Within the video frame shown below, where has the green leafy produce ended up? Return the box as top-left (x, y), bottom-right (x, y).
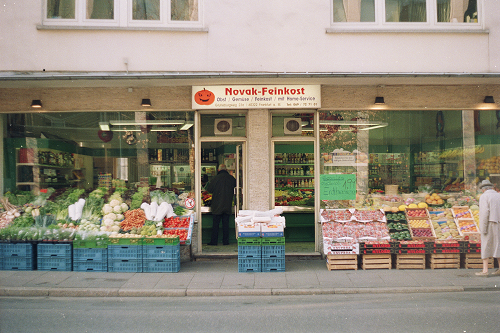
top-left (11, 214), bottom-right (35, 228)
top-left (174, 205), bottom-right (187, 216)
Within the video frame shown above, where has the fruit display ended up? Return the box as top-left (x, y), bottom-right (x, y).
top-left (408, 219), bottom-right (431, 228)
top-left (321, 209), bottom-right (352, 222)
top-left (430, 210), bottom-right (460, 239)
top-left (451, 207), bottom-right (473, 219)
top-left (390, 230), bottom-right (412, 240)
top-left (456, 219), bottom-right (478, 234)
top-left (411, 228), bottom-right (434, 238)
top-left (471, 208), bottom-right (480, 231)
top-left (425, 193), bottom-right (444, 206)
top-left (477, 156), bottom-right (500, 175)
top-left (405, 208), bottom-right (428, 218)
top-left (386, 212), bottom-right (406, 221)
top-left (321, 221), bottom-right (390, 241)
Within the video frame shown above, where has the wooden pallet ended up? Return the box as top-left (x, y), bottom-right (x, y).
top-left (428, 253), bottom-right (460, 269)
top-left (362, 254), bottom-right (392, 270)
top-left (326, 254), bottom-right (358, 271)
top-left (463, 253), bottom-right (494, 269)
top-left (396, 253), bottom-right (426, 269)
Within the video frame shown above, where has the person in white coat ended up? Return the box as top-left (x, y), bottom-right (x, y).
top-left (476, 179), bottom-right (500, 276)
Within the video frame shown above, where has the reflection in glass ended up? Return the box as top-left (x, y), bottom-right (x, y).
top-left (47, 0), bottom-right (75, 19)
top-left (171, 0), bottom-right (198, 21)
top-left (133, 0), bottom-right (160, 20)
top-left (437, 0), bottom-right (478, 23)
top-left (385, 0), bottom-right (426, 22)
top-left (333, 0), bottom-right (375, 22)
top-left (87, 0), bottom-right (114, 20)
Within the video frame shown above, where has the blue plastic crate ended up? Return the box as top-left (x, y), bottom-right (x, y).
top-left (37, 243), bottom-right (72, 258)
top-left (73, 248), bottom-right (107, 261)
top-left (238, 258), bottom-right (261, 272)
top-left (37, 257), bottom-right (72, 271)
top-left (238, 246), bottom-right (262, 259)
top-left (2, 256), bottom-right (36, 270)
top-left (108, 245), bottom-right (142, 260)
top-left (262, 258), bottom-right (285, 272)
top-left (73, 259), bottom-right (107, 272)
top-left (143, 258), bottom-right (180, 273)
top-left (262, 245), bottom-right (285, 259)
top-left (143, 244), bottom-right (180, 260)
top-left (3, 243), bottom-right (34, 258)
top-left (107, 259), bottom-right (142, 272)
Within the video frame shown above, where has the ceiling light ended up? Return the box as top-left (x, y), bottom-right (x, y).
top-left (109, 120), bottom-right (184, 126)
top-left (99, 122), bottom-right (110, 131)
top-left (179, 122), bottom-right (194, 130)
top-left (31, 100), bottom-right (42, 108)
top-left (141, 99), bottom-right (151, 107)
top-left (484, 96), bottom-right (495, 103)
top-left (374, 97), bottom-right (385, 105)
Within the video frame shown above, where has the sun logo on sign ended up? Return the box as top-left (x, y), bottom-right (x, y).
top-left (194, 88), bottom-right (215, 105)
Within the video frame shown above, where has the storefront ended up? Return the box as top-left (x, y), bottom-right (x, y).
top-left (1, 78), bottom-right (499, 257)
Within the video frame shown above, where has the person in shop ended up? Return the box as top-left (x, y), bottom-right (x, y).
top-left (476, 179), bottom-right (500, 276)
top-left (205, 164), bottom-right (236, 246)
top-left (201, 174), bottom-right (209, 190)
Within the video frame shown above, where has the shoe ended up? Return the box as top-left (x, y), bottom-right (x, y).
top-left (206, 243), bottom-right (217, 246)
top-left (490, 269), bottom-right (500, 276)
top-left (475, 271), bottom-right (489, 277)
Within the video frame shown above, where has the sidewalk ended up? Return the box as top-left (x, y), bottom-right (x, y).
top-left (1, 258), bottom-right (499, 297)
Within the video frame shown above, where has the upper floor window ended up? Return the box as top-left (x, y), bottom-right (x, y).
top-left (331, 0), bottom-right (481, 30)
top-left (44, 0), bottom-right (202, 29)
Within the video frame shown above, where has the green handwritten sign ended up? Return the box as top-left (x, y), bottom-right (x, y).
top-left (320, 174), bottom-right (356, 200)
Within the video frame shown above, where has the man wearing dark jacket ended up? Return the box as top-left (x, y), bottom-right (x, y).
top-left (205, 164), bottom-right (236, 245)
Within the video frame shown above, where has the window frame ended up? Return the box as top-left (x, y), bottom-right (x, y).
top-left (42, 0), bottom-right (204, 30)
top-left (329, 0), bottom-right (484, 32)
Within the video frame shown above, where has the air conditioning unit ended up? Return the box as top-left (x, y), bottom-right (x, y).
top-left (284, 118), bottom-right (302, 135)
top-left (214, 118), bottom-right (233, 135)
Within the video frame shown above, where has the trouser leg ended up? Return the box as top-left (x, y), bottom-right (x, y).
top-left (210, 214), bottom-right (221, 244)
top-left (221, 213), bottom-right (230, 245)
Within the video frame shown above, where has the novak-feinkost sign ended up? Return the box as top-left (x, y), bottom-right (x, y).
top-left (192, 85), bottom-right (321, 109)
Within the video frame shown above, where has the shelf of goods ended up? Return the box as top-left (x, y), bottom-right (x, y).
top-left (16, 148), bottom-right (84, 191)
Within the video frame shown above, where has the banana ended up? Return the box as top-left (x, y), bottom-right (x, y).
top-left (452, 177), bottom-right (461, 185)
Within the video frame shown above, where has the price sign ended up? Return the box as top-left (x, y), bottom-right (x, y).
top-left (185, 198), bottom-right (195, 209)
top-left (320, 174), bottom-right (356, 200)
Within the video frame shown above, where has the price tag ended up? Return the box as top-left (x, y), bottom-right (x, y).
top-left (185, 198), bottom-right (195, 209)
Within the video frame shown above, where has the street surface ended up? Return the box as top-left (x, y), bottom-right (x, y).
top-left (1, 292), bottom-right (499, 332)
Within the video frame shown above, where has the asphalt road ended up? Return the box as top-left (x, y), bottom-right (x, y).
top-left (1, 292), bottom-right (499, 333)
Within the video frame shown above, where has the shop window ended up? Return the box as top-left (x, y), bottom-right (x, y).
top-left (4, 111), bottom-right (195, 196)
top-left (319, 110), bottom-right (472, 209)
top-left (330, 0), bottom-right (481, 30)
top-left (43, 0), bottom-right (202, 29)
top-left (272, 112), bottom-right (314, 137)
top-left (199, 113), bottom-right (247, 138)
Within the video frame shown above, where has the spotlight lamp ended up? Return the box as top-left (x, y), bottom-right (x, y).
top-left (484, 96), bottom-right (495, 104)
top-left (374, 96), bottom-right (385, 105)
top-left (141, 99), bottom-right (152, 107)
top-left (31, 100), bottom-right (42, 108)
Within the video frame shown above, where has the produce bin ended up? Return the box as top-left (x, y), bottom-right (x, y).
top-left (143, 258), bottom-right (180, 273)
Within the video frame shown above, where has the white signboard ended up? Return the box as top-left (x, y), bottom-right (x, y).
top-left (192, 85), bottom-right (321, 109)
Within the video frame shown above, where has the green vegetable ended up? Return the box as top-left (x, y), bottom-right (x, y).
top-left (174, 205), bottom-right (187, 216)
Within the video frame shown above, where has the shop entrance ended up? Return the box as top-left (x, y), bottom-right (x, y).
top-left (273, 141), bottom-right (316, 252)
top-left (199, 141), bottom-right (245, 252)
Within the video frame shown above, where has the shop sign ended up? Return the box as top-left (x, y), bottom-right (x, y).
top-left (320, 174), bottom-right (356, 200)
top-left (192, 85), bottom-right (321, 109)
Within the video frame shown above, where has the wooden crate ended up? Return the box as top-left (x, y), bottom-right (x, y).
top-left (463, 253), bottom-right (494, 269)
top-left (428, 253), bottom-right (460, 269)
top-left (396, 253), bottom-right (426, 269)
top-left (326, 254), bottom-right (358, 271)
top-left (362, 254), bottom-right (392, 270)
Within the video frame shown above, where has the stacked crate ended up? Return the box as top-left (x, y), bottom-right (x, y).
top-left (37, 243), bottom-right (72, 271)
top-left (360, 242), bottom-right (392, 270)
top-left (107, 239), bottom-right (143, 273)
top-left (261, 237), bottom-right (285, 272)
top-left (393, 241), bottom-right (426, 269)
top-left (72, 239), bottom-right (108, 272)
top-left (142, 237), bottom-right (181, 273)
top-left (461, 240), bottom-right (494, 269)
top-left (1, 242), bottom-right (36, 270)
top-left (238, 237), bottom-right (262, 272)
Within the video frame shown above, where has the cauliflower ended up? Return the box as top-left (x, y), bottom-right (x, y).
top-left (103, 213), bottom-right (117, 221)
top-left (109, 199), bottom-right (121, 208)
top-left (113, 205), bottom-right (122, 214)
top-left (111, 225), bottom-right (120, 232)
top-left (120, 203), bottom-right (128, 212)
top-left (102, 204), bottom-right (113, 215)
top-left (116, 213), bottom-right (124, 221)
top-left (103, 218), bottom-right (114, 227)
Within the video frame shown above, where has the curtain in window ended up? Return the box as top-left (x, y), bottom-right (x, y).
top-left (333, 0), bottom-right (375, 22)
top-left (386, 0), bottom-right (426, 22)
top-left (133, 0), bottom-right (160, 20)
top-left (47, 0), bottom-right (75, 19)
top-left (171, 0), bottom-right (198, 21)
top-left (436, 0), bottom-right (451, 22)
top-left (333, 0), bottom-right (347, 22)
top-left (87, 0), bottom-right (114, 20)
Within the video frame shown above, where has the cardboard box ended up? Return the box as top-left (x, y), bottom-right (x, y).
top-left (261, 224), bottom-right (284, 237)
top-left (237, 223), bottom-right (261, 238)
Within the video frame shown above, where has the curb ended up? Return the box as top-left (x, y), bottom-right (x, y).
top-left (0, 285), bottom-right (485, 297)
